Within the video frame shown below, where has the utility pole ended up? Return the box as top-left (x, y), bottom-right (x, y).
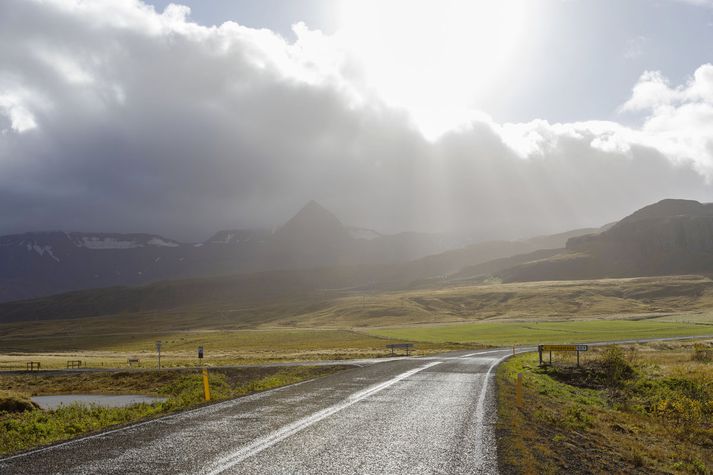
top-left (156, 340), bottom-right (162, 370)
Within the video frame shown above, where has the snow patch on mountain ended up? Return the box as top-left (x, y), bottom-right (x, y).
top-left (27, 244), bottom-right (60, 262)
top-left (147, 237), bottom-right (179, 247)
top-left (79, 237), bottom-right (142, 249)
top-left (210, 233), bottom-right (235, 244)
top-left (347, 227), bottom-right (382, 240)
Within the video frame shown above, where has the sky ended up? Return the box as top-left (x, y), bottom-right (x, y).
top-left (1, 0), bottom-right (713, 241)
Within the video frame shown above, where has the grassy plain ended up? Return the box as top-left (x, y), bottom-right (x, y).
top-left (365, 320), bottom-right (713, 346)
top-left (0, 329), bottom-right (469, 370)
top-left (497, 342), bottom-right (713, 474)
top-left (2, 275), bottom-right (713, 369)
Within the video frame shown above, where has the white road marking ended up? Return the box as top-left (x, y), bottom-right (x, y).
top-left (203, 361), bottom-right (442, 475)
top-left (472, 352), bottom-right (512, 465)
top-left (460, 349), bottom-right (508, 358)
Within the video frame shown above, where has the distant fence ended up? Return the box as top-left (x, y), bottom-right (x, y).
top-left (386, 343), bottom-right (414, 356)
top-left (26, 362), bottom-right (40, 372)
top-left (66, 360), bottom-right (82, 369)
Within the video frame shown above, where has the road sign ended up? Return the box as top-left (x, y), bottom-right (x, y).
top-left (538, 344), bottom-right (589, 367)
top-left (386, 343), bottom-right (414, 356)
top-left (539, 344), bottom-right (588, 352)
top-left (198, 346), bottom-right (204, 359)
top-left (155, 341), bottom-right (161, 351)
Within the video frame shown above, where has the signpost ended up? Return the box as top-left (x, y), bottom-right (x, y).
top-left (538, 344), bottom-right (588, 367)
top-left (198, 346), bottom-right (204, 361)
top-left (156, 340), bottom-right (162, 370)
top-left (386, 343), bottom-right (414, 356)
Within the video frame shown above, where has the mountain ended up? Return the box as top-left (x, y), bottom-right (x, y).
top-left (0, 202), bottom-right (463, 303)
top-left (392, 226), bottom-right (603, 283)
top-left (480, 199), bottom-right (713, 282)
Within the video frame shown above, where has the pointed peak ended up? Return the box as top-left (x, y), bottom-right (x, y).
top-left (300, 200), bottom-right (329, 213)
top-left (275, 201), bottom-right (348, 242)
top-left (288, 201), bottom-right (339, 223)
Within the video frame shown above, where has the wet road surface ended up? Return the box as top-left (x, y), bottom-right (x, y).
top-left (0, 349), bottom-right (512, 474)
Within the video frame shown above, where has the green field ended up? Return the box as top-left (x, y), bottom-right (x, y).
top-left (365, 320), bottom-right (713, 346)
top-left (2, 329), bottom-right (399, 353)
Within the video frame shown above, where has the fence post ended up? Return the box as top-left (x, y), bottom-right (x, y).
top-left (202, 368), bottom-right (211, 401)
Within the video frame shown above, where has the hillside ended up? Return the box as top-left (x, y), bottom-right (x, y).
top-left (10, 198), bottom-right (713, 322)
top-left (468, 199), bottom-right (713, 282)
top-left (2, 276), bottom-right (713, 356)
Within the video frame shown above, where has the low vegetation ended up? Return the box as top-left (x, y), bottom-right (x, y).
top-left (0, 365), bottom-right (347, 456)
top-left (497, 342), bottom-right (713, 474)
top-left (367, 320), bottom-right (713, 346)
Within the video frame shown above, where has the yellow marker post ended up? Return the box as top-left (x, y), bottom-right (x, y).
top-left (515, 372), bottom-right (523, 408)
top-left (202, 368), bottom-right (211, 401)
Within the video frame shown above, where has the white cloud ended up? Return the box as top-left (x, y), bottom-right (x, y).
top-left (618, 64), bottom-right (713, 175)
top-left (0, 94), bottom-right (37, 133)
top-left (0, 0), bottom-right (711, 240)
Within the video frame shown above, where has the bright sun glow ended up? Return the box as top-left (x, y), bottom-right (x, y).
top-left (336, 0), bottom-right (533, 139)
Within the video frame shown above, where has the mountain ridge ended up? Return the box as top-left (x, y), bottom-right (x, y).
top-left (0, 201), bottom-right (465, 302)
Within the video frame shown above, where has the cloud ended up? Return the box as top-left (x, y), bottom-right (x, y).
top-left (618, 65), bottom-right (713, 176)
top-left (0, 0), bottom-right (711, 241)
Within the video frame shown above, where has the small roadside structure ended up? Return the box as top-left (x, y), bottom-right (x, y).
top-left (127, 358), bottom-right (140, 367)
top-left (66, 360), bottom-right (82, 369)
top-left (386, 343), bottom-right (414, 356)
top-left (26, 362), bottom-right (40, 372)
top-left (538, 344), bottom-right (588, 367)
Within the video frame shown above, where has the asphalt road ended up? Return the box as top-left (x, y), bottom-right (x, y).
top-left (0, 348), bottom-right (512, 475)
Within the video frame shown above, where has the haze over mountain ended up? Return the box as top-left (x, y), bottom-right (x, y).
top-left (8, 198), bottom-right (702, 323)
top-left (465, 199), bottom-right (713, 282)
top-left (0, 201), bottom-right (467, 303)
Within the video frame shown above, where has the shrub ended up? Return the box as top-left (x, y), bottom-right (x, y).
top-left (692, 343), bottom-right (713, 363)
top-left (563, 405), bottom-right (593, 430)
top-left (598, 346), bottom-right (636, 387)
top-left (0, 392), bottom-right (38, 413)
top-left (654, 393), bottom-right (703, 426)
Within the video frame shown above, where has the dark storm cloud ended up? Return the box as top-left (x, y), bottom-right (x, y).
top-left (0, 0), bottom-right (711, 241)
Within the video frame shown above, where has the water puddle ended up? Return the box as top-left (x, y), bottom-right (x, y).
top-left (31, 394), bottom-right (166, 409)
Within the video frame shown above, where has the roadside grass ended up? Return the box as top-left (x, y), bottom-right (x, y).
top-left (365, 320), bottom-right (713, 346)
top-left (0, 365), bottom-right (348, 456)
top-left (497, 342), bottom-right (713, 474)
